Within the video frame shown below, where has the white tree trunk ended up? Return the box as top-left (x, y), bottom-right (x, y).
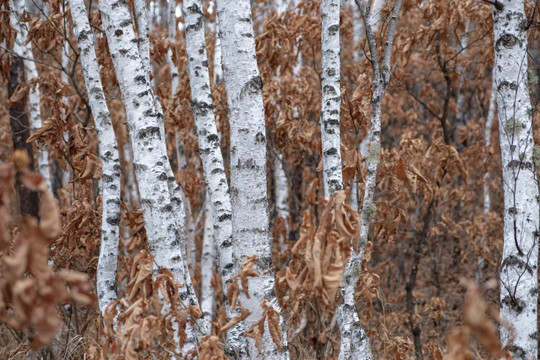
top-left (122, 143), bottom-right (139, 206)
top-left (368, 0), bottom-right (385, 31)
top-left (492, 1), bottom-right (538, 358)
top-left (133, 0), bottom-right (192, 272)
top-left (213, 14), bottom-right (223, 84)
top-left (477, 70), bottom-right (497, 284)
top-left (338, 1), bottom-right (402, 358)
top-left (98, 0), bottom-right (208, 349)
top-left (274, 155), bottom-right (289, 233)
top-left (182, 0), bottom-right (236, 293)
top-left (216, 0), bottom-right (288, 357)
top-left (320, 0), bottom-right (343, 198)
top-left (133, 0), bottom-right (151, 84)
top-left (10, 0), bottom-right (52, 192)
top-left (69, 0), bottom-right (121, 317)
top-left (176, 149), bottom-right (197, 274)
top-left (168, 0), bottom-right (179, 94)
top-left (61, 3), bottom-right (71, 188)
top-left (201, 194), bottom-right (215, 322)
top-left (484, 72), bottom-right (496, 215)
top-left (456, 21), bottom-right (470, 120)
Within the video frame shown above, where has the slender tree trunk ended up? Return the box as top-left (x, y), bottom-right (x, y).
top-left (98, 0), bottom-right (208, 350)
top-left (274, 155), bottom-right (289, 247)
top-left (492, 1), bottom-right (538, 358)
top-left (455, 20), bottom-right (470, 150)
top-left (201, 193), bottom-right (215, 322)
top-left (69, 0), bottom-right (121, 318)
top-left (182, 0), bottom-right (235, 297)
top-left (10, 0), bottom-right (52, 192)
top-left (133, 0), bottom-right (192, 274)
top-left (338, 1), bottom-right (402, 358)
top-left (320, 0), bottom-right (343, 198)
top-left (477, 71), bottom-right (496, 284)
top-left (61, 2), bottom-right (71, 189)
top-left (167, 0), bottom-right (179, 95)
top-left (213, 12), bottom-right (223, 84)
top-left (215, 0), bottom-right (288, 357)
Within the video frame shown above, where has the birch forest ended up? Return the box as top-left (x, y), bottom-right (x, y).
top-left (1, 0), bottom-right (540, 359)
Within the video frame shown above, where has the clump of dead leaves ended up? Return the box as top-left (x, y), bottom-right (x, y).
top-left (0, 162), bottom-right (95, 349)
top-left (98, 247), bottom-right (217, 359)
top-left (275, 190), bottom-right (361, 357)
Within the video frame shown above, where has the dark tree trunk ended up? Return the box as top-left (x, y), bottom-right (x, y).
top-left (9, 55), bottom-right (40, 218)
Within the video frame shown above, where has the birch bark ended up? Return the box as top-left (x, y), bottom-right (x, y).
top-left (274, 155), bottom-right (289, 244)
top-left (132, 0), bottom-right (191, 273)
top-left (201, 194), bottom-right (215, 321)
top-left (215, 0), bottom-right (288, 356)
top-left (69, 0), bottom-right (121, 317)
top-left (368, 0), bottom-right (385, 31)
top-left (320, 0), bottom-right (343, 197)
top-left (98, 0), bottom-right (208, 348)
top-left (492, 1), bottom-right (538, 358)
top-left (10, 0), bottom-right (52, 192)
top-left (168, 0), bottom-right (179, 94)
top-left (477, 71), bottom-right (496, 284)
top-left (213, 14), bottom-right (223, 84)
top-left (337, 1), bottom-right (402, 358)
top-left (182, 0), bottom-right (235, 297)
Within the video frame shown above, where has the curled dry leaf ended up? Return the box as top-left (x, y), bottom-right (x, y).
top-left (8, 83), bottom-right (29, 106)
top-left (243, 305), bottom-right (266, 354)
top-left (125, 250), bottom-right (154, 302)
top-left (103, 300), bottom-right (119, 335)
top-left (263, 300), bottom-right (283, 352)
top-left (238, 254), bottom-right (260, 299)
top-left (321, 236), bottom-right (344, 305)
top-left (218, 307), bottom-right (251, 335)
top-left (227, 280), bottom-right (240, 310)
top-left (395, 157), bottom-right (428, 194)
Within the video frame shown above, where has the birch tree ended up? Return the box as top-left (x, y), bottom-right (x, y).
top-left (98, 0), bottom-right (208, 347)
top-left (215, 0), bottom-right (288, 356)
top-left (320, 0), bottom-right (343, 197)
top-left (182, 0), bottom-right (244, 350)
top-left (69, 0), bottom-right (121, 317)
top-left (337, 1), bottom-right (402, 358)
top-left (201, 193), bottom-right (215, 321)
top-left (477, 71), bottom-right (497, 284)
top-left (491, 0), bottom-right (538, 357)
top-left (9, 0), bottom-right (52, 191)
top-left (131, 0), bottom-right (192, 270)
top-left (168, 0), bottom-right (179, 95)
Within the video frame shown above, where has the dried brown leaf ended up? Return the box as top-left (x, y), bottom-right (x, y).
top-left (238, 254), bottom-right (260, 299)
